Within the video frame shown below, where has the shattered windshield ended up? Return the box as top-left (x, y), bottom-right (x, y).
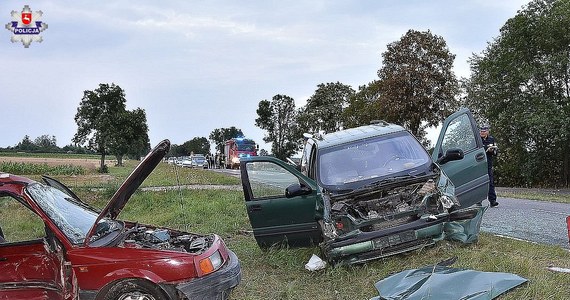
top-left (26, 183), bottom-right (98, 244)
top-left (318, 132), bottom-right (431, 188)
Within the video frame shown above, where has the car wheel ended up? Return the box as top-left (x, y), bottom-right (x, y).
top-left (103, 279), bottom-right (167, 300)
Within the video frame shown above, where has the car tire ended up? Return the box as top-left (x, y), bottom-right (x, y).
top-left (103, 279), bottom-right (168, 300)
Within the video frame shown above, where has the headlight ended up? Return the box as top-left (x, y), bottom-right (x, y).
top-left (199, 251), bottom-right (223, 275)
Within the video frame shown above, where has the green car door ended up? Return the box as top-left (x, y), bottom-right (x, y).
top-left (432, 108), bottom-right (490, 207)
top-left (240, 156), bottom-right (323, 248)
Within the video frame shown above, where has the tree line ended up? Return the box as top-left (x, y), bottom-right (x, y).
top-left (254, 0), bottom-right (570, 188)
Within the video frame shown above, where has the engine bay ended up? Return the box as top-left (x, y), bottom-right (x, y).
top-left (120, 224), bottom-right (213, 254)
top-left (327, 176), bottom-right (451, 234)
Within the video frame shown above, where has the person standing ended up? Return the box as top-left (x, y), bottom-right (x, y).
top-left (480, 124), bottom-right (499, 207)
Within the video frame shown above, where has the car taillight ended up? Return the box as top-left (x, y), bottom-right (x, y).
top-left (199, 251), bottom-right (223, 275)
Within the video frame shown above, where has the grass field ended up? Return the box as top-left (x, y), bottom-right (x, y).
top-left (2, 158), bottom-right (570, 299)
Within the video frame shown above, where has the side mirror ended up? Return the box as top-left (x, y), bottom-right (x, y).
top-left (285, 183), bottom-right (312, 198)
top-left (437, 148), bottom-right (464, 165)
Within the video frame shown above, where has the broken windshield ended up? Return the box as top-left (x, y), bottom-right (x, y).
top-left (26, 183), bottom-right (98, 244)
top-left (318, 132), bottom-right (431, 188)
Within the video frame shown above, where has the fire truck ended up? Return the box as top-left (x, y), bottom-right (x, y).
top-left (224, 138), bottom-right (258, 169)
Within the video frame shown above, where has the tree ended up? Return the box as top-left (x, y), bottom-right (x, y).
top-left (209, 127), bottom-right (244, 153)
top-left (377, 29), bottom-right (459, 139)
top-left (73, 83), bottom-right (148, 171)
top-left (255, 94), bottom-right (298, 160)
top-left (108, 109), bottom-right (150, 165)
top-left (343, 81), bottom-right (382, 128)
top-left (33, 135), bottom-right (57, 152)
top-left (465, 0), bottom-right (570, 187)
top-left (183, 137), bottom-right (210, 155)
top-left (15, 135), bottom-right (36, 151)
top-left (297, 82), bottom-right (355, 134)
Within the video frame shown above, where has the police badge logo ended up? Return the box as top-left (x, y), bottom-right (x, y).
top-left (5, 5), bottom-right (48, 48)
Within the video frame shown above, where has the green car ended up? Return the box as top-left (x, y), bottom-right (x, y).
top-left (239, 109), bottom-right (489, 264)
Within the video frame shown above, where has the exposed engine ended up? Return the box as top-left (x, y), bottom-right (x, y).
top-left (119, 225), bottom-right (213, 254)
top-left (327, 178), bottom-right (449, 234)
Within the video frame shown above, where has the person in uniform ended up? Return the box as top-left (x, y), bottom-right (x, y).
top-left (480, 124), bottom-right (499, 207)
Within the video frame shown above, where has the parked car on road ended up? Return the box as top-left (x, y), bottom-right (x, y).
top-left (191, 154), bottom-right (208, 169)
top-left (180, 156), bottom-right (193, 168)
top-left (239, 108), bottom-right (489, 265)
top-left (0, 140), bottom-right (241, 300)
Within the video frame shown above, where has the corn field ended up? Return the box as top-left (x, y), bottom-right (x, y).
top-left (0, 162), bottom-right (85, 176)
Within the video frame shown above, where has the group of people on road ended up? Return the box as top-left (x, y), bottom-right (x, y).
top-left (205, 153), bottom-right (225, 169)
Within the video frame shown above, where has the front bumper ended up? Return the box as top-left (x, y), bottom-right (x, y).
top-left (174, 250), bottom-right (241, 300)
top-left (323, 206), bottom-right (485, 265)
top-left (323, 218), bottom-right (446, 265)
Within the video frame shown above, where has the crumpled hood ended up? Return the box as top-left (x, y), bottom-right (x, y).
top-left (85, 139), bottom-right (170, 246)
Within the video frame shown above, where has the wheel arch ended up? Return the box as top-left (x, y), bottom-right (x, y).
top-left (95, 277), bottom-right (177, 300)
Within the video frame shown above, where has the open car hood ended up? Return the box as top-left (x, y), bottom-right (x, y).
top-left (85, 139), bottom-right (170, 246)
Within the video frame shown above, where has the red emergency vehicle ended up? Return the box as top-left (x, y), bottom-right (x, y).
top-left (224, 138), bottom-right (257, 169)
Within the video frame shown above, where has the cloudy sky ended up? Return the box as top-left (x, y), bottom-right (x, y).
top-left (0, 0), bottom-right (529, 152)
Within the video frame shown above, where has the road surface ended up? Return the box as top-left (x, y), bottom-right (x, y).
top-left (481, 197), bottom-right (570, 248)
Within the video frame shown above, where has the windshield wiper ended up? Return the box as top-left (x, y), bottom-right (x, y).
top-left (359, 172), bottom-right (426, 190)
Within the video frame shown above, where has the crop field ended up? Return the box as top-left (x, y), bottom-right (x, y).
top-left (1, 157), bottom-right (569, 299)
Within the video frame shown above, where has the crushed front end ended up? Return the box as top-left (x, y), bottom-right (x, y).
top-left (320, 170), bottom-right (463, 265)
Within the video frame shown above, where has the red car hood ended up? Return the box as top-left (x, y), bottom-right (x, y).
top-left (85, 139), bottom-right (170, 246)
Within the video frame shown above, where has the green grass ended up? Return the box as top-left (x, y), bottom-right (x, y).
top-left (497, 190), bottom-right (570, 204)
top-left (71, 188), bottom-right (569, 300)
top-left (48, 161), bottom-right (240, 189)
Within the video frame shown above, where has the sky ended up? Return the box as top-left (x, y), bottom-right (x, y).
top-left (0, 0), bottom-right (530, 153)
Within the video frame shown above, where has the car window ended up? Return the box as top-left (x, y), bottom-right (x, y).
top-left (440, 113), bottom-right (477, 155)
top-left (26, 183), bottom-right (99, 244)
top-left (0, 195), bottom-right (45, 243)
top-left (317, 132), bottom-right (431, 187)
top-left (246, 161), bottom-right (300, 199)
top-left (301, 141), bottom-right (314, 177)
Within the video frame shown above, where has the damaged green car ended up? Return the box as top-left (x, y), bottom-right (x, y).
top-left (239, 109), bottom-right (489, 264)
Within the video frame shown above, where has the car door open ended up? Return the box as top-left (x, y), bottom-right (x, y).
top-left (432, 108), bottom-right (489, 207)
top-left (240, 157), bottom-right (323, 248)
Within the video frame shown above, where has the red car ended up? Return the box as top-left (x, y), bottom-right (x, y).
top-left (0, 140), bottom-right (241, 300)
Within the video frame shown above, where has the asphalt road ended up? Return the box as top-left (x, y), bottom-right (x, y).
top-left (480, 197), bottom-right (570, 249)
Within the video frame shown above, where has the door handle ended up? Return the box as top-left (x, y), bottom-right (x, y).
top-left (475, 152), bottom-right (485, 162)
top-left (250, 204), bottom-right (262, 211)
top-left (0, 257), bottom-right (7, 262)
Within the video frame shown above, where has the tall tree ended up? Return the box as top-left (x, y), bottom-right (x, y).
top-left (377, 29), bottom-right (459, 139)
top-left (33, 135), bottom-right (57, 152)
top-left (108, 108), bottom-right (150, 165)
top-left (183, 137), bottom-right (210, 155)
top-left (255, 94), bottom-right (298, 159)
top-left (209, 127), bottom-right (244, 153)
top-left (15, 135), bottom-right (36, 151)
top-left (74, 83), bottom-right (148, 171)
top-left (297, 82), bottom-right (355, 134)
top-left (466, 0), bottom-right (570, 187)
